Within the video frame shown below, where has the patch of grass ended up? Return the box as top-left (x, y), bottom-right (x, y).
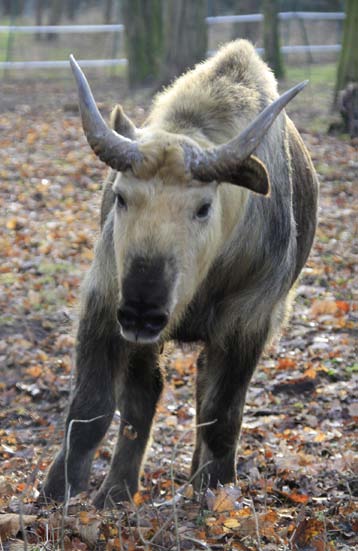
top-left (315, 162), bottom-right (339, 178)
top-left (281, 62), bottom-right (338, 133)
top-left (0, 273), bottom-right (17, 284)
top-left (346, 364), bottom-right (358, 374)
top-left (0, 28), bottom-right (11, 63)
top-left (0, 315), bottom-right (14, 325)
top-left (38, 261), bottom-right (73, 275)
top-left (285, 62), bottom-right (337, 87)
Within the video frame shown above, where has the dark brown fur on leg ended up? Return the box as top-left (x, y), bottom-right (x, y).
top-left (41, 307), bottom-right (122, 503)
top-left (191, 327), bottom-right (269, 490)
top-left (93, 346), bottom-right (163, 508)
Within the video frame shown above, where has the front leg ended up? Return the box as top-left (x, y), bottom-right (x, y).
top-left (191, 326), bottom-right (269, 490)
top-left (41, 302), bottom-right (123, 502)
top-left (93, 346), bottom-right (163, 508)
top-left (41, 216), bottom-right (122, 502)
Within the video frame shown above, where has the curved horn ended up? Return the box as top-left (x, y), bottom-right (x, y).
top-left (190, 81), bottom-right (308, 183)
top-left (69, 55), bottom-right (141, 171)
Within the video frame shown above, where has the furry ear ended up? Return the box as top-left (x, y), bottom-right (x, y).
top-left (110, 104), bottom-right (137, 139)
top-left (224, 155), bottom-right (270, 195)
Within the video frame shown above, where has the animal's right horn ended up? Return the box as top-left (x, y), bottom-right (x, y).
top-left (69, 55), bottom-right (142, 171)
top-left (190, 81), bottom-right (308, 186)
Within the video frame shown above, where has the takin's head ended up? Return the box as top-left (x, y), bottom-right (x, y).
top-left (70, 56), bottom-right (306, 344)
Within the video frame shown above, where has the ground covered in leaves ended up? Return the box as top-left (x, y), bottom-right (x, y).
top-left (0, 74), bottom-right (357, 550)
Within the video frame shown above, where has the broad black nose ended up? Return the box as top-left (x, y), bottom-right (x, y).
top-left (117, 303), bottom-right (169, 341)
top-left (119, 254), bottom-right (175, 342)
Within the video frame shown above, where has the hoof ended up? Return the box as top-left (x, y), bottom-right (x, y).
top-left (93, 484), bottom-right (134, 509)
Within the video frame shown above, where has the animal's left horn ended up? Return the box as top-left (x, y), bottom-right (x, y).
top-left (190, 81), bottom-right (308, 183)
top-left (69, 55), bottom-right (142, 171)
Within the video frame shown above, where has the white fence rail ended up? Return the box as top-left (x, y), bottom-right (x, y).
top-left (0, 24), bottom-right (124, 34)
top-left (0, 12), bottom-right (344, 71)
top-left (251, 44), bottom-right (341, 57)
top-left (206, 11), bottom-right (345, 24)
top-left (0, 59), bottom-right (127, 70)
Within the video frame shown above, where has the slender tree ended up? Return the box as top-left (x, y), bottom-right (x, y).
top-left (1, 0), bottom-right (24, 16)
top-left (262, 0), bottom-right (284, 78)
top-left (334, 0), bottom-right (358, 136)
top-left (47, 0), bottom-right (63, 41)
top-left (160, 0), bottom-right (208, 86)
top-left (66, 0), bottom-right (78, 21)
top-left (335, 0), bottom-right (358, 96)
top-left (231, 0), bottom-right (262, 41)
top-left (35, 0), bottom-right (44, 41)
top-left (122, 0), bottom-right (163, 89)
top-left (104, 0), bottom-right (114, 23)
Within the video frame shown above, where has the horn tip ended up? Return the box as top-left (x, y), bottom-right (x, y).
top-left (287, 80), bottom-right (309, 100)
top-left (299, 79), bottom-right (309, 90)
top-left (69, 54), bottom-right (77, 70)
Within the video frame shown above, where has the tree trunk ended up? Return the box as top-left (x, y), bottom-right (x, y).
top-left (35, 0), bottom-right (44, 41)
top-left (231, 0), bottom-right (261, 41)
top-left (104, 0), bottom-right (113, 23)
top-left (47, 0), bottom-right (63, 41)
top-left (262, 0), bottom-right (284, 79)
top-left (2, 0), bottom-right (25, 16)
top-left (161, 0), bottom-right (208, 86)
top-left (335, 0), bottom-right (358, 97)
top-left (122, 0), bottom-right (163, 89)
top-left (66, 0), bottom-right (78, 21)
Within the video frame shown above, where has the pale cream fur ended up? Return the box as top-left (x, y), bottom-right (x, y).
top-left (87, 40), bottom-right (312, 345)
top-left (109, 40), bottom-right (275, 330)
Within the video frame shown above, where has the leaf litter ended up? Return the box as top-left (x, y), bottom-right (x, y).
top-left (0, 80), bottom-right (357, 550)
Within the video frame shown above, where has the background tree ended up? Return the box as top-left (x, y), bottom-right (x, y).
top-left (231, 0), bottom-right (262, 42)
top-left (104, 0), bottom-right (114, 23)
top-left (1, 0), bottom-right (24, 16)
top-left (335, 0), bottom-right (358, 95)
top-left (122, 0), bottom-right (163, 89)
top-left (334, 0), bottom-right (358, 136)
top-left (47, 0), bottom-right (63, 41)
top-left (160, 0), bottom-right (208, 86)
top-left (66, 0), bottom-right (79, 21)
top-left (35, 0), bottom-right (44, 41)
top-left (262, 0), bottom-right (284, 78)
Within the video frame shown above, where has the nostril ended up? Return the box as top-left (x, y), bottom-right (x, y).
top-left (117, 303), bottom-right (169, 337)
top-left (143, 311), bottom-right (169, 333)
top-left (117, 306), bottom-right (138, 329)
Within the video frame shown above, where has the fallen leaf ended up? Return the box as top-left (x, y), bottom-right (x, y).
top-left (0, 513), bottom-right (37, 541)
top-left (311, 300), bottom-right (338, 317)
top-left (122, 424), bottom-right (138, 440)
top-left (223, 517), bottom-right (240, 529)
top-left (212, 486), bottom-right (242, 512)
top-left (277, 357), bottom-right (297, 369)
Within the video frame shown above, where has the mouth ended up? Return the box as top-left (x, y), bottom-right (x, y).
top-left (118, 325), bottom-right (163, 345)
top-left (117, 306), bottom-right (169, 345)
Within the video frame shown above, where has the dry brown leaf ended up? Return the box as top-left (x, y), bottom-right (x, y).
top-left (277, 357), bottom-right (297, 369)
top-left (123, 424), bottom-right (138, 440)
top-left (223, 517), bottom-right (240, 529)
top-left (0, 476), bottom-right (14, 496)
top-left (292, 517), bottom-right (326, 548)
top-left (311, 299), bottom-right (338, 317)
top-left (79, 510), bottom-right (90, 525)
top-left (212, 486), bottom-right (242, 512)
top-left (25, 365), bottom-right (43, 378)
top-left (0, 513), bottom-right (37, 541)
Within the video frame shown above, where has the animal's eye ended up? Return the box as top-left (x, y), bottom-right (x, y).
top-left (116, 192), bottom-right (127, 209)
top-left (195, 202), bottom-right (212, 220)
